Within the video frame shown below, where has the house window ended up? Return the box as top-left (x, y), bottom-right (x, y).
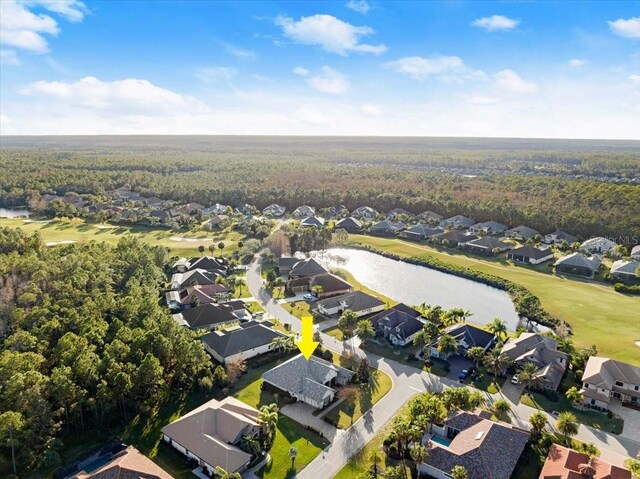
top-left (615, 381), bottom-right (624, 387)
top-left (635, 386), bottom-right (639, 391)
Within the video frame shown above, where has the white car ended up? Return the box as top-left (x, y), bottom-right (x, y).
top-left (510, 374), bottom-right (520, 385)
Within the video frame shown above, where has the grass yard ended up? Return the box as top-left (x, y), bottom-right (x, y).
top-left (244, 301), bottom-right (266, 314)
top-left (324, 325), bottom-right (345, 341)
top-left (283, 300), bottom-right (313, 319)
top-left (323, 369), bottom-right (393, 429)
top-left (0, 217), bottom-right (245, 258)
top-left (520, 392), bottom-right (623, 434)
top-left (348, 235), bottom-right (640, 365)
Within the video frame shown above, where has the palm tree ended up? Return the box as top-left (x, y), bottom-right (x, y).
top-left (208, 243), bottom-right (216, 255)
top-left (565, 386), bottom-right (585, 406)
top-left (198, 244), bottom-right (205, 256)
top-left (443, 307), bottom-right (466, 326)
top-left (467, 390), bottom-right (487, 409)
top-left (451, 465), bottom-right (469, 479)
top-left (288, 446), bottom-right (298, 469)
top-left (218, 241), bottom-right (225, 252)
top-left (413, 327), bottom-right (432, 355)
top-left (556, 411), bottom-right (579, 445)
top-left (257, 403), bottom-right (279, 448)
top-left (483, 347), bottom-right (511, 382)
top-left (234, 277), bottom-right (245, 297)
top-left (466, 346), bottom-right (485, 369)
top-left (529, 410), bottom-right (548, 441)
top-left (492, 399), bottom-right (511, 418)
top-left (239, 435), bottom-right (261, 457)
top-left (437, 334), bottom-right (458, 358)
top-left (212, 467), bottom-right (241, 479)
top-left (517, 362), bottom-right (542, 391)
top-left (409, 443), bottom-right (429, 476)
top-left (487, 318), bottom-right (508, 340)
top-left (368, 449), bottom-right (382, 477)
top-left (355, 319), bottom-right (375, 344)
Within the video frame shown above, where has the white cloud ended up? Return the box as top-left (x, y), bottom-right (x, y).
top-left (568, 58), bottom-right (588, 67)
top-left (0, 0), bottom-right (86, 55)
top-left (361, 103), bottom-right (382, 116)
top-left (18, 76), bottom-right (208, 113)
top-left (195, 67), bottom-right (237, 85)
top-left (275, 14), bottom-right (386, 55)
top-left (608, 17), bottom-right (640, 39)
top-left (306, 66), bottom-right (350, 94)
top-left (493, 69), bottom-right (537, 93)
top-left (293, 66), bottom-right (310, 77)
top-left (384, 55), bottom-right (466, 80)
top-left (222, 42), bottom-right (256, 59)
top-left (346, 0), bottom-right (370, 14)
top-left (472, 15), bottom-right (519, 32)
top-left (628, 74), bottom-right (640, 86)
top-left (465, 95), bottom-right (500, 105)
top-left (292, 107), bottom-right (332, 125)
top-left (0, 49), bottom-right (20, 65)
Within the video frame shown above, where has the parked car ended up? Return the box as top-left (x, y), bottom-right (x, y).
top-left (458, 369), bottom-right (469, 382)
top-left (303, 293), bottom-right (316, 301)
top-left (510, 374), bottom-right (520, 385)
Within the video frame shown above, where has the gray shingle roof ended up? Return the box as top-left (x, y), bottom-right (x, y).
top-left (508, 244), bottom-right (553, 260)
top-left (289, 258), bottom-right (329, 277)
top-left (464, 236), bottom-right (511, 250)
top-left (176, 303), bottom-right (240, 329)
top-left (370, 219), bottom-right (404, 233)
top-left (442, 324), bottom-right (495, 350)
top-left (336, 217), bottom-right (363, 230)
top-left (316, 291), bottom-right (385, 313)
top-left (505, 225), bottom-right (539, 239)
top-left (554, 252), bottom-right (602, 272)
top-left (201, 321), bottom-right (284, 359)
top-left (610, 259), bottom-right (639, 276)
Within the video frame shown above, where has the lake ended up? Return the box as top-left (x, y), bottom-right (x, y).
top-left (0, 208), bottom-right (32, 218)
top-left (315, 248), bottom-right (527, 331)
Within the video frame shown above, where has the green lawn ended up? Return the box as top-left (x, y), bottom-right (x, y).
top-left (245, 301), bottom-right (266, 314)
top-left (283, 300), bottom-right (313, 319)
top-left (520, 392), bottom-right (623, 434)
top-left (0, 217), bottom-right (244, 258)
top-left (348, 235), bottom-right (640, 365)
top-left (323, 369), bottom-right (393, 429)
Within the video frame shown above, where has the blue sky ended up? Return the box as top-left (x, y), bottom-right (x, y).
top-left (0, 0), bottom-right (638, 138)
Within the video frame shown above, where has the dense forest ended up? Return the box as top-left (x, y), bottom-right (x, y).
top-left (0, 229), bottom-right (213, 472)
top-left (1, 136), bottom-right (639, 244)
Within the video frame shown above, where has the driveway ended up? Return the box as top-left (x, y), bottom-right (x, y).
top-left (280, 402), bottom-right (341, 442)
top-left (500, 380), bottom-right (525, 404)
top-left (609, 400), bottom-right (640, 440)
top-left (444, 355), bottom-right (473, 382)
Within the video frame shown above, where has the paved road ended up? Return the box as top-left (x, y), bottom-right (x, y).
top-left (246, 255), bottom-right (640, 477)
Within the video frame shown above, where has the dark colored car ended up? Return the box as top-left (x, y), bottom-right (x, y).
top-left (458, 369), bottom-right (469, 382)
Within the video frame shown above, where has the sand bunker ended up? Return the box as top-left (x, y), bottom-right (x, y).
top-left (24, 219), bottom-right (54, 224)
top-left (635, 340), bottom-right (640, 348)
top-left (46, 240), bottom-right (77, 246)
top-left (95, 224), bottom-right (117, 229)
top-left (169, 236), bottom-right (206, 243)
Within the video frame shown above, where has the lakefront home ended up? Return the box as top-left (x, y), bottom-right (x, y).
top-left (288, 257), bottom-right (329, 278)
top-left (162, 397), bottom-right (260, 475)
top-left (369, 303), bottom-right (425, 346)
top-left (430, 324), bottom-right (496, 360)
top-left (581, 356), bottom-right (640, 409)
top-left (554, 252), bottom-right (602, 277)
top-left (261, 354), bottom-right (354, 409)
top-left (201, 321), bottom-right (285, 364)
top-left (501, 333), bottom-right (568, 391)
top-left (315, 291), bottom-right (386, 317)
top-left (507, 244), bottom-right (555, 265)
top-left (287, 273), bottom-right (353, 299)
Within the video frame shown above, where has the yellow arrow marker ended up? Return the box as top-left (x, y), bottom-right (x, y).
top-left (296, 316), bottom-right (319, 360)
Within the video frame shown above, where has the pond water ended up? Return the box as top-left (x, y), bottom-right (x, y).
top-left (315, 248), bottom-right (530, 331)
top-left (0, 207), bottom-right (32, 218)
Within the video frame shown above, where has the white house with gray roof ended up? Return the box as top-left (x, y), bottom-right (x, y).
top-left (631, 245), bottom-right (640, 260)
top-left (261, 354), bottom-right (353, 409)
top-left (610, 259), bottom-right (639, 283)
top-left (581, 357), bottom-right (640, 409)
top-left (505, 225), bottom-right (539, 241)
top-left (554, 252), bottom-right (601, 277)
top-left (440, 214), bottom-right (475, 229)
top-left (316, 291), bottom-right (385, 317)
top-left (468, 220), bottom-right (508, 235)
top-left (292, 205), bottom-right (316, 218)
top-left (580, 236), bottom-right (618, 254)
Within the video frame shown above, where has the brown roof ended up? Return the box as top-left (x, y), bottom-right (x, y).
top-left (75, 446), bottom-right (173, 479)
top-left (161, 397), bottom-right (259, 473)
top-left (539, 444), bottom-right (631, 479)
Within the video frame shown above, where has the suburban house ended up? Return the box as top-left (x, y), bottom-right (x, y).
top-left (351, 206), bottom-right (378, 221)
top-left (204, 203), bottom-right (228, 216)
top-left (72, 445), bottom-right (173, 479)
top-left (580, 237), bottom-right (618, 254)
top-left (419, 410), bottom-right (528, 479)
top-left (172, 302), bottom-right (246, 331)
top-left (287, 273), bottom-right (353, 299)
top-left (401, 224), bottom-right (444, 241)
top-left (277, 256), bottom-right (301, 276)
top-left (262, 203), bottom-right (286, 217)
top-left (369, 303), bottom-right (425, 346)
top-left (165, 284), bottom-right (230, 310)
top-left (416, 211), bottom-right (444, 223)
top-left (292, 205), bottom-right (316, 218)
top-left (554, 252), bottom-right (602, 277)
top-left (505, 225), bottom-right (539, 241)
top-left (300, 216), bottom-right (325, 228)
top-left (162, 397), bottom-right (260, 475)
top-left (507, 244), bottom-right (555, 265)
top-left (204, 214), bottom-right (229, 230)
top-left (178, 202), bottom-right (205, 214)
top-left (236, 203), bottom-right (256, 215)
top-left (610, 259), bottom-right (640, 283)
top-left (430, 324), bottom-right (495, 360)
top-left (462, 236), bottom-right (512, 256)
top-left (581, 356), bottom-right (640, 409)
top-left (544, 230), bottom-right (578, 245)
top-left (501, 333), bottom-right (568, 391)
top-left (171, 255), bottom-right (227, 274)
top-left (434, 230), bottom-right (478, 247)
top-left (325, 205), bottom-right (349, 218)
top-left (201, 321), bottom-right (285, 364)
top-left (385, 208), bottom-right (413, 220)
top-left (315, 291), bottom-right (385, 317)
top-left (149, 208), bottom-right (182, 225)
top-left (288, 257), bottom-right (329, 278)
top-left (369, 219), bottom-right (405, 236)
top-left (335, 217), bottom-right (363, 232)
top-left (261, 354), bottom-right (354, 409)
top-left (539, 444), bottom-right (631, 479)
top-left (169, 269), bottom-right (223, 290)
top-left (440, 214), bottom-right (475, 229)
top-left (631, 245), bottom-right (640, 260)
top-left (468, 220), bottom-right (509, 235)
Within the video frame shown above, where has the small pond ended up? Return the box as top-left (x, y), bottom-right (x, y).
top-left (0, 207), bottom-right (32, 218)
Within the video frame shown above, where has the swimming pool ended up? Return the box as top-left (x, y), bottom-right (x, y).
top-left (430, 435), bottom-right (452, 447)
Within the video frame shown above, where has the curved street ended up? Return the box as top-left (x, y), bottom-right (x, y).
top-left (245, 254), bottom-right (640, 478)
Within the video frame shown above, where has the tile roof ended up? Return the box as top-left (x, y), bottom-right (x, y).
top-left (201, 321), bottom-right (285, 359)
top-left (161, 397), bottom-right (259, 473)
top-left (539, 444), bottom-right (631, 479)
top-left (74, 446), bottom-right (173, 479)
